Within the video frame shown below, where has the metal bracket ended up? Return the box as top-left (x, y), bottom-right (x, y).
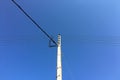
top-left (49, 39), bottom-right (57, 47)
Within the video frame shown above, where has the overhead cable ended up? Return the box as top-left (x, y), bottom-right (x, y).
top-left (11, 0), bottom-right (57, 46)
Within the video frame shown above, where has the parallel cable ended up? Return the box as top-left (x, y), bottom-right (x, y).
top-left (11, 0), bottom-right (57, 46)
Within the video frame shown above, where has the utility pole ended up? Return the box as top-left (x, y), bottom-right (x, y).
top-left (57, 34), bottom-right (62, 80)
top-left (11, 1), bottom-right (62, 80)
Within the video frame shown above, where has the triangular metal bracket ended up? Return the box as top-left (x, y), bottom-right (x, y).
top-left (49, 39), bottom-right (57, 47)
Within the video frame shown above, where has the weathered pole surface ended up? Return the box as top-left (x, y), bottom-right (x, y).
top-left (57, 34), bottom-right (62, 80)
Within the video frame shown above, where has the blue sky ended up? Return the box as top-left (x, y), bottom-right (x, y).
top-left (0, 0), bottom-right (120, 80)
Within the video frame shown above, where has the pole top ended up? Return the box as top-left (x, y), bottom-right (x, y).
top-left (58, 34), bottom-right (61, 47)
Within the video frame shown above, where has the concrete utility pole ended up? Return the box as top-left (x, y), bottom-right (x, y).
top-left (11, 1), bottom-right (63, 80)
top-left (57, 34), bottom-right (62, 80)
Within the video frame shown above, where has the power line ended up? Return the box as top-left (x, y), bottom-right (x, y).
top-left (11, 0), bottom-right (57, 46)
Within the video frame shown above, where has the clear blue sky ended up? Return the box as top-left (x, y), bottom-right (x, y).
top-left (0, 0), bottom-right (120, 80)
